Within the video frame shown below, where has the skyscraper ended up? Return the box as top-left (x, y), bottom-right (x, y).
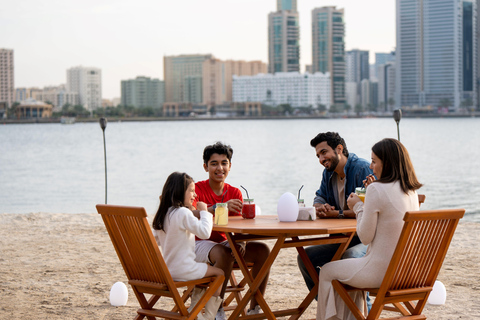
top-left (163, 54), bottom-right (212, 103)
top-left (66, 66), bottom-right (102, 110)
top-left (396, 0), bottom-right (477, 110)
top-left (346, 50), bottom-right (370, 83)
top-left (312, 7), bottom-right (346, 106)
top-left (268, 1), bottom-right (300, 73)
top-left (0, 49), bottom-right (14, 110)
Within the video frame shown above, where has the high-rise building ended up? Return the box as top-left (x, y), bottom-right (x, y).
top-left (396, 0), bottom-right (477, 110)
top-left (163, 54), bottom-right (212, 103)
top-left (0, 49), bottom-right (14, 109)
top-left (268, 2), bottom-right (300, 73)
top-left (202, 59), bottom-right (267, 106)
top-left (378, 61), bottom-right (396, 111)
top-left (312, 7), bottom-right (346, 106)
top-left (372, 51), bottom-right (395, 81)
top-left (277, 0), bottom-right (297, 11)
top-left (346, 50), bottom-right (370, 83)
top-left (66, 66), bottom-right (102, 110)
top-left (121, 76), bottom-right (164, 108)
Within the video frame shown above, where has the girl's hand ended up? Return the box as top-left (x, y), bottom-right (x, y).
top-left (197, 201), bottom-right (207, 212)
top-left (363, 174), bottom-right (376, 188)
top-left (347, 193), bottom-right (361, 210)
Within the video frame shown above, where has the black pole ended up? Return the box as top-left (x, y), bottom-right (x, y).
top-left (99, 118), bottom-right (108, 204)
top-left (393, 109), bottom-right (402, 141)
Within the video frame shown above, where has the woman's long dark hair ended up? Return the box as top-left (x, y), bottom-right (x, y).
top-left (152, 172), bottom-right (194, 231)
top-left (372, 138), bottom-right (423, 194)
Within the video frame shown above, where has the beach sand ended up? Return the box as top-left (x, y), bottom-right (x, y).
top-left (0, 212), bottom-right (478, 319)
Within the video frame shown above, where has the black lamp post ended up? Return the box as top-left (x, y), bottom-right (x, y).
top-left (99, 117), bottom-right (108, 204)
top-left (393, 109), bottom-right (402, 141)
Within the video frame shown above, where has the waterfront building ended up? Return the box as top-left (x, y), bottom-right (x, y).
top-left (346, 49), bottom-right (370, 109)
top-left (121, 76), bottom-right (164, 108)
top-left (66, 66), bottom-right (102, 110)
top-left (15, 88), bottom-right (28, 102)
top-left (378, 61), bottom-right (396, 111)
top-left (346, 50), bottom-right (370, 83)
top-left (202, 59), bottom-right (267, 107)
top-left (232, 72), bottom-right (331, 108)
top-left (15, 98), bottom-right (53, 119)
top-left (0, 49), bottom-right (14, 109)
top-left (268, 1), bottom-right (300, 73)
top-left (396, 0), bottom-right (477, 110)
top-left (370, 51), bottom-right (395, 79)
top-left (312, 6), bottom-right (346, 106)
top-left (163, 54), bottom-right (212, 104)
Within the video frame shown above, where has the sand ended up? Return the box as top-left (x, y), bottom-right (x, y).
top-left (0, 212), bottom-right (478, 320)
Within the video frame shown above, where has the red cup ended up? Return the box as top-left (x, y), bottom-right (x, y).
top-left (242, 199), bottom-right (255, 219)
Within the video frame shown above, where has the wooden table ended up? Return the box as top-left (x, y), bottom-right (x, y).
top-left (213, 215), bottom-right (357, 320)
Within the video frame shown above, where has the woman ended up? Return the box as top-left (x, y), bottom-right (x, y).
top-left (316, 138), bottom-right (423, 320)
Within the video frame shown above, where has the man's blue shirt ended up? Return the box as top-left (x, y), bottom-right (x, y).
top-left (314, 153), bottom-right (373, 208)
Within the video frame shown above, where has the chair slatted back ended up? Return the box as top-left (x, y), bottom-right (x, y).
top-left (381, 209), bottom-right (464, 294)
top-left (97, 204), bottom-right (170, 285)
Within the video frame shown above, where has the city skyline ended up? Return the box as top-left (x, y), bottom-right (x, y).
top-left (1, 0), bottom-right (395, 100)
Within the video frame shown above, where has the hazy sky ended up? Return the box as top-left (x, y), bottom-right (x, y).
top-left (1, 0), bottom-right (395, 100)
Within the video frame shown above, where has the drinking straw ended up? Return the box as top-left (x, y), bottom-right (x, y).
top-left (221, 189), bottom-right (228, 203)
top-left (298, 185), bottom-right (304, 200)
top-left (240, 185), bottom-right (250, 199)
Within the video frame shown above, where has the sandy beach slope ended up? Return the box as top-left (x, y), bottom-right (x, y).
top-left (0, 212), bottom-right (478, 319)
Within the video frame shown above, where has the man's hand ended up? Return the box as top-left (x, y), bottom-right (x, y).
top-left (226, 199), bottom-right (243, 214)
top-left (314, 203), bottom-right (336, 219)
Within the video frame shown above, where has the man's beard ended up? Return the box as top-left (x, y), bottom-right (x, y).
top-left (325, 151), bottom-right (340, 172)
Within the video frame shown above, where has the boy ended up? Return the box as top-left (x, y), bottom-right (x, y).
top-left (193, 142), bottom-right (270, 320)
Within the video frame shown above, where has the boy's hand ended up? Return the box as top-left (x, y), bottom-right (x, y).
top-left (226, 199), bottom-right (243, 214)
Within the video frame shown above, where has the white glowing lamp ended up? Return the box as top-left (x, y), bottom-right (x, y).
top-left (427, 280), bottom-right (446, 305)
top-left (110, 281), bottom-right (128, 306)
top-left (277, 192), bottom-right (299, 222)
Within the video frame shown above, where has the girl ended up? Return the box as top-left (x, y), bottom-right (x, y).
top-left (317, 138), bottom-right (422, 320)
top-left (152, 172), bottom-right (224, 320)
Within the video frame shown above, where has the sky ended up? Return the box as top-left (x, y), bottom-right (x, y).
top-left (1, 0), bottom-right (396, 100)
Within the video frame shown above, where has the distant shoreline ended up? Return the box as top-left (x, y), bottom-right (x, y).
top-left (2, 112), bottom-right (479, 125)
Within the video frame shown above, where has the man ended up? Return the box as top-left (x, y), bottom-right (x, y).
top-left (297, 132), bottom-right (373, 299)
top-left (193, 142), bottom-right (270, 320)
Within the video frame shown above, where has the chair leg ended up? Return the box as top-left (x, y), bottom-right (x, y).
top-left (331, 280), bottom-right (366, 320)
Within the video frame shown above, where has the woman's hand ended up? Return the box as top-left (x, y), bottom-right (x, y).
top-left (197, 201), bottom-right (208, 212)
top-left (347, 193), bottom-right (361, 210)
top-left (363, 174), bottom-right (376, 188)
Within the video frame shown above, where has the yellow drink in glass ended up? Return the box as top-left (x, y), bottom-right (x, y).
top-left (355, 187), bottom-right (366, 203)
top-left (215, 203), bottom-right (228, 225)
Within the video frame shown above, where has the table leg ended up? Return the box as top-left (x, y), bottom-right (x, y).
top-left (226, 232), bottom-right (285, 320)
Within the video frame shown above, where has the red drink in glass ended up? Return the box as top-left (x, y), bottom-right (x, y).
top-left (242, 199), bottom-right (255, 219)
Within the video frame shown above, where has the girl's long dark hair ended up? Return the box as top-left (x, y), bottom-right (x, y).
top-left (372, 138), bottom-right (422, 194)
top-left (152, 172), bottom-right (194, 231)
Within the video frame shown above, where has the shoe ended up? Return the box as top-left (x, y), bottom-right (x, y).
top-left (188, 287), bottom-right (206, 313)
top-left (202, 297), bottom-right (223, 320)
top-left (215, 306), bottom-right (227, 320)
top-left (247, 305), bottom-right (262, 315)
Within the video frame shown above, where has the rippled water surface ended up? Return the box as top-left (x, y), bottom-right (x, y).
top-left (1, 117), bottom-right (479, 221)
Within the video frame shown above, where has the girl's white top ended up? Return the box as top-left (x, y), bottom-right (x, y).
top-left (153, 206), bottom-right (213, 281)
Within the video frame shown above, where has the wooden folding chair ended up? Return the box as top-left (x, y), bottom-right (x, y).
top-left (332, 208), bottom-right (465, 320)
top-left (96, 204), bottom-right (225, 320)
